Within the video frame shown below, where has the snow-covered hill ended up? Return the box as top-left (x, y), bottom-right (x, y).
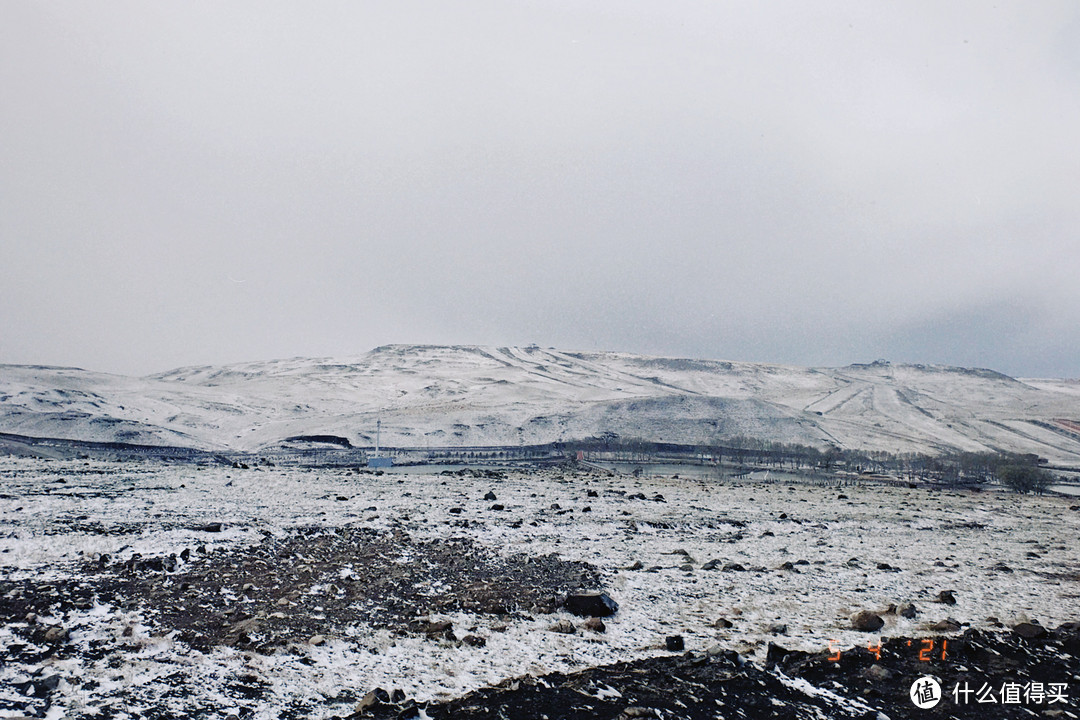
top-left (2, 345), bottom-right (1079, 462)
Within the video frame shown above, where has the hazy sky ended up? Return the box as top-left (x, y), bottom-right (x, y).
top-left (2, 2), bottom-right (1078, 378)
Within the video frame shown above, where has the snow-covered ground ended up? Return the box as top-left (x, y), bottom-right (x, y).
top-left (2, 457), bottom-right (1078, 718)
top-left (3, 345), bottom-right (1080, 462)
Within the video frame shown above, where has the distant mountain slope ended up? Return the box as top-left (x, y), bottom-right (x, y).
top-left (2, 346), bottom-right (1079, 462)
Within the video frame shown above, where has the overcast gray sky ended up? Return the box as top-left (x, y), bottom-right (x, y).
top-left (2, 1), bottom-right (1078, 378)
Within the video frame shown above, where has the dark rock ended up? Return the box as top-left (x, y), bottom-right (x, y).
top-left (701, 559), bottom-right (722, 571)
top-left (931, 618), bottom-right (962, 632)
top-left (587, 489), bottom-right (599, 497)
top-left (490, 504), bottom-right (505, 511)
top-left (625, 560), bottom-right (644, 570)
top-left (850, 610), bottom-right (884, 632)
top-left (665, 635), bottom-right (684, 651)
top-left (936, 590), bottom-right (957, 605)
top-left (715, 618), bottom-right (734, 629)
top-left (462, 634), bottom-right (487, 647)
top-left (564, 592), bottom-right (618, 618)
top-left (411, 619), bottom-right (453, 637)
top-left (898, 602), bottom-right (917, 619)
top-left (484, 491), bottom-right (497, 501)
top-left (768, 623), bottom-right (788, 635)
top-left (721, 563), bottom-right (746, 572)
top-left (197, 523), bottom-right (224, 533)
top-left (1012, 621), bottom-right (1047, 639)
top-left (448, 508), bottom-right (463, 515)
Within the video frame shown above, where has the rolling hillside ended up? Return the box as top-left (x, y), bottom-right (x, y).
top-left (2, 345), bottom-right (1079, 462)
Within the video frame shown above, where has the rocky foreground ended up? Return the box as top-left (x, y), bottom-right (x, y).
top-left (359, 624), bottom-right (1080, 720)
top-left (1, 458), bottom-right (1079, 718)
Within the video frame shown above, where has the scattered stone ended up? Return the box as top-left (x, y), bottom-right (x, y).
top-left (587, 489), bottom-right (599, 497)
top-left (665, 635), bottom-right (684, 651)
top-left (356, 687), bottom-right (391, 711)
top-left (625, 560), bottom-right (644, 571)
top-left (898, 602), bottom-right (917, 619)
top-left (582, 617), bottom-right (606, 633)
top-left (715, 618), bottom-right (734, 629)
top-left (760, 530), bottom-right (775, 537)
top-left (43, 626), bottom-right (69, 643)
top-left (483, 491), bottom-right (497, 501)
top-left (490, 504), bottom-right (505, 511)
top-left (990, 562), bottom-right (1013, 573)
top-left (1011, 621), bottom-right (1047, 639)
top-left (767, 623), bottom-right (788, 635)
top-left (462, 634), bottom-right (487, 647)
top-left (549, 619), bottom-right (576, 634)
top-left (721, 563), bottom-right (746, 572)
top-left (412, 619), bottom-right (453, 637)
top-left (863, 664), bottom-right (894, 681)
top-left (197, 523), bottom-right (223, 533)
top-left (850, 611), bottom-right (884, 632)
top-left (846, 557), bottom-right (860, 567)
top-left (936, 590), bottom-right (957, 605)
top-left (931, 618), bottom-right (963, 632)
top-left (701, 559), bottom-right (722, 571)
top-left (564, 592), bottom-right (618, 618)
top-left (448, 508), bottom-right (463, 515)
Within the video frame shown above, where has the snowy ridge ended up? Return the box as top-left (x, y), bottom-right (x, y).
top-left (1, 345), bottom-right (1079, 462)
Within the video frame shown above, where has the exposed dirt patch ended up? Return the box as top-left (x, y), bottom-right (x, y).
top-left (2, 527), bottom-right (603, 655)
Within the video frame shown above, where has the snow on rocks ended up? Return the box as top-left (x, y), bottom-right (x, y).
top-left (1, 456), bottom-right (1080, 717)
